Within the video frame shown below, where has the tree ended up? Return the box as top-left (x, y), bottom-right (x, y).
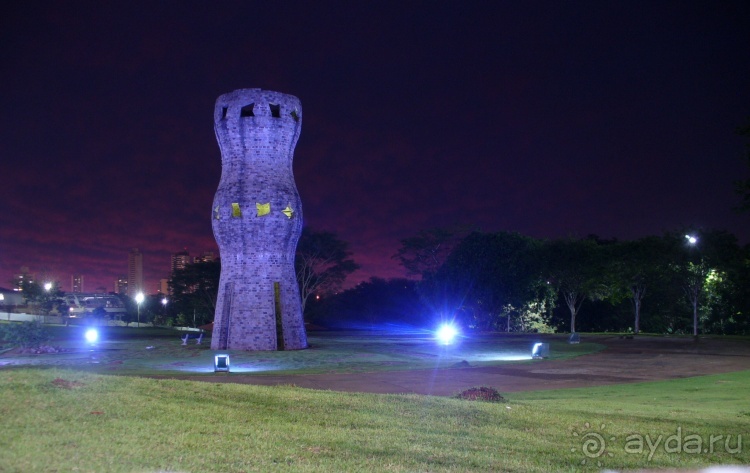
top-left (681, 255), bottom-right (708, 337)
top-left (426, 231), bottom-right (553, 332)
top-left (295, 228), bottom-right (359, 313)
top-left (608, 237), bottom-right (672, 334)
top-left (671, 230), bottom-right (743, 336)
top-left (311, 278), bottom-right (427, 329)
top-left (393, 226), bottom-right (474, 278)
top-left (721, 245), bottom-right (750, 334)
top-left (91, 306), bottom-right (108, 325)
top-left (544, 237), bottom-right (608, 333)
top-left (15, 280), bottom-right (63, 315)
top-left (168, 260), bottom-right (221, 327)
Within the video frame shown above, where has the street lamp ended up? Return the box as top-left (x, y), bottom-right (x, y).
top-left (135, 292), bottom-right (145, 326)
top-left (684, 234), bottom-right (701, 337)
top-left (41, 282), bottom-right (54, 317)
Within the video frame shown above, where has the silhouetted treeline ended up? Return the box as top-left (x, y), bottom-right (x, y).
top-left (308, 229), bottom-right (750, 335)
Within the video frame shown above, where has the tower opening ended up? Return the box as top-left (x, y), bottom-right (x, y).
top-left (240, 103), bottom-right (255, 117)
top-left (269, 103), bottom-right (281, 118)
top-left (221, 106), bottom-right (228, 119)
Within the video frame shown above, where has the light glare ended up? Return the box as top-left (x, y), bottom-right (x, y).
top-left (436, 324), bottom-right (458, 344)
top-left (85, 329), bottom-right (98, 343)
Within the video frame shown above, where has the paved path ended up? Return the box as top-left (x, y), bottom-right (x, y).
top-left (160, 336), bottom-right (750, 396)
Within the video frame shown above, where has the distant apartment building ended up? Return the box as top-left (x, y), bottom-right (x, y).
top-left (171, 249), bottom-right (191, 274)
top-left (71, 274), bottom-right (84, 293)
top-left (13, 266), bottom-right (35, 291)
top-left (159, 278), bottom-right (169, 294)
top-left (114, 275), bottom-right (128, 296)
top-left (166, 249), bottom-right (216, 296)
top-left (171, 250), bottom-right (216, 273)
top-left (127, 248), bottom-right (143, 297)
top-left (194, 251), bottom-right (216, 264)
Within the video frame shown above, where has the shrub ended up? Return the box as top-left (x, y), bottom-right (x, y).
top-left (1, 321), bottom-right (53, 349)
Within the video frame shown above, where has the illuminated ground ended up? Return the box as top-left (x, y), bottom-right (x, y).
top-left (156, 335), bottom-right (750, 396)
top-left (1, 327), bottom-right (748, 396)
top-left (0, 328), bottom-right (595, 375)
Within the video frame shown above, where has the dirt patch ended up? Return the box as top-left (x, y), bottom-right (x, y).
top-left (51, 378), bottom-right (85, 389)
top-left (157, 336), bottom-right (750, 396)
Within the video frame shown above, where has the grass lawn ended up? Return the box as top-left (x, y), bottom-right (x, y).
top-left (0, 325), bottom-right (603, 375)
top-left (1, 369), bottom-right (747, 472)
top-left (1, 325), bottom-right (746, 471)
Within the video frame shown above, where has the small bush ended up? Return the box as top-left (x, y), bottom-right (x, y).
top-left (1, 321), bottom-right (53, 349)
top-left (454, 386), bottom-right (506, 403)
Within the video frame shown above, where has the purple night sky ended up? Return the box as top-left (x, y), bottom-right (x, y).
top-left (1, 1), bottom-right (749, 293)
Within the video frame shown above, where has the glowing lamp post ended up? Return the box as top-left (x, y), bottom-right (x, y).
top-left (685, 234), bottom-right (700, 336)
top-left (135, 292), bottom-right (145, 326)
top-left (41, 282), bottom-right (54, 317)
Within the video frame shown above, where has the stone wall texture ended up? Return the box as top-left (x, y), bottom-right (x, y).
top-left (210, 88), bottom-right (307, 351)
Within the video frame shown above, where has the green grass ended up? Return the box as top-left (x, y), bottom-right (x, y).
top-left (1, 369), bottom-right (747, 472)
top-left (2, 325), bottom-right (746, 471)
top-left (0, 325), bottom-right (604, 375)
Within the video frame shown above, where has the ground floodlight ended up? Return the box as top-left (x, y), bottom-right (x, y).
top-left (85, 329), bottom-right (98, 344)
top-left (436, 324), bottom-right (458, 344)
top-left (532, 342), bottom-right (549, 359)
top-left (214, 354), bottom-right (230, 372)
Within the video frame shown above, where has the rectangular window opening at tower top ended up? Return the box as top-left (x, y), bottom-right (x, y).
top-left (240, 103), bottom-right (255, 117)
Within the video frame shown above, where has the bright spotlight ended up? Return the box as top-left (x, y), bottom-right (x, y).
top-left (85, 329), bottom-right (99, 343)
top-left (436, 324), bottom-right (458, 344)
top-left (532, 342), bottom-right (549, 359)
top-left (685, 235), bottom-right (697, 245)
top-left (214, 354), bottom-right (230, 372)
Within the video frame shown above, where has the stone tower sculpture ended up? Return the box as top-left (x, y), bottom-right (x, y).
top-left (211, 88), bottom-right (307, 351)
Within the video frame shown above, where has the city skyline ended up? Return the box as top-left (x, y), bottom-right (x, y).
top-left (1, 2), bottom-right (749, 294)
top-left (3, 247), bottom-right (218, 295)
